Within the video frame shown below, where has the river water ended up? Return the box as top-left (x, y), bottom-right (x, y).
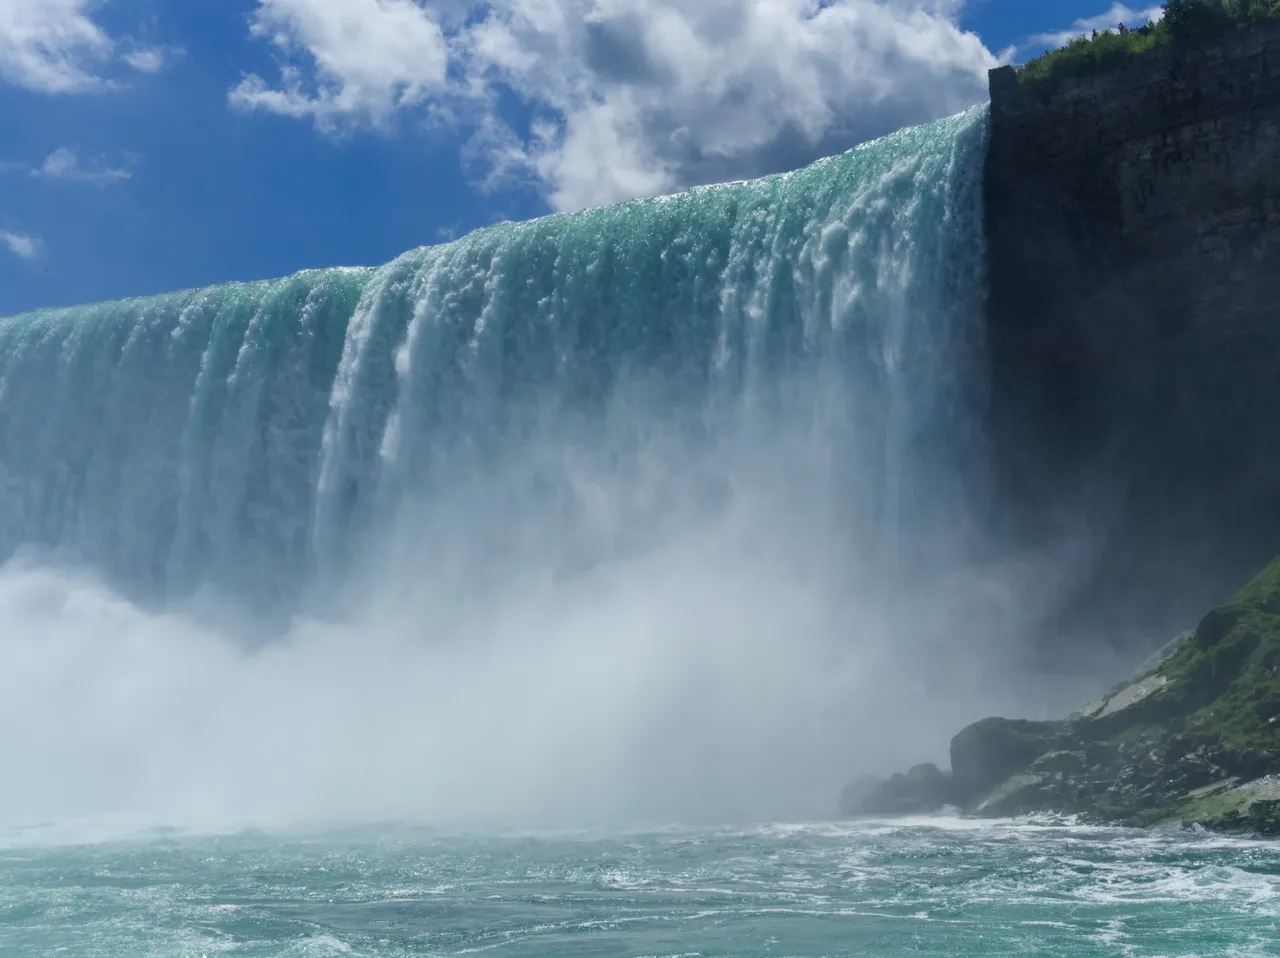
top-left (2, 103), bottom-right (1260, 958)
top-left (3, 819), bottom-right (1278, 957)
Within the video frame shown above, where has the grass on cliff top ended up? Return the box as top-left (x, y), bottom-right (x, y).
top-left (1017, 1), bottom-right (1280, 85)
top-left (1157, 555), bottom-right (1280, 754)
top-left (1018, 23), bottom-right (1168, 85)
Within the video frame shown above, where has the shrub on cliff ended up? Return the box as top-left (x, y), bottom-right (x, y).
top-left (1017, 23), bottom-right (1167, 84)
top-left (1164, 0), bottom-right (1232, 41)
top-left (1018, 0), bottom-right (1280, 84)
top-left (1223, 0), bottom-right (1280, 24)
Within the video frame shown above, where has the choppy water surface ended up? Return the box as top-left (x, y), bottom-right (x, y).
top-left (2, 819), bottom-right (1278, 957)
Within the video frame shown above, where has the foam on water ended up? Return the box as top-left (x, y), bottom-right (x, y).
top-left (4, 821), bottom-right (1277, 957)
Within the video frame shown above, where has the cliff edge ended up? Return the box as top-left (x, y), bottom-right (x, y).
top-left (985, 17), bottom-right (1280, 649)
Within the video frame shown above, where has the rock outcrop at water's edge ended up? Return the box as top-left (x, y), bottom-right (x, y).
top-left (841, 556), bottom-right (1280, 836)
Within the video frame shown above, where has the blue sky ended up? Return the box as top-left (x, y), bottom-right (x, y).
top-left (0, 0), bottom-right (1162, 316)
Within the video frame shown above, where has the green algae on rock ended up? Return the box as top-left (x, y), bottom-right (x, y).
top-left (841, 556), bottom-right (1280, 835)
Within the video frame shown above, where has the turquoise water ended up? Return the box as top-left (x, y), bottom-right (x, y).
top-left (2, 820), bottom-right (1278, 957)
top-left (1, 105), bottom-right (1235, 958)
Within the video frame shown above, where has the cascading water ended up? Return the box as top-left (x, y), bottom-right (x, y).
top-left (0, 108), bottom-right (986, 611)
top-left (0, 107), bottom-right (1040, 830)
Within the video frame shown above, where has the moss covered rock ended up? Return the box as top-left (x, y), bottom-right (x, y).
top-left (840, 555), bottom-right (1280, 836)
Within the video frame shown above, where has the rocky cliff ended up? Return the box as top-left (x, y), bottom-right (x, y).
top-left (846, 32), bottom-right (1280, 832)
top-left (985, 20), bottom-right (1280, 650)
top-left (842, 554), bottom-right (1280, 835)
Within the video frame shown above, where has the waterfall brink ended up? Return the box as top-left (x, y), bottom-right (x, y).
top-left (0, 108), bottom-right (1021, 830)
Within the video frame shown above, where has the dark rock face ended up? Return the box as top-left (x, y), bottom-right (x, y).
top-left (1029, 749), bottom-right (1086, 776)
top-left (950, 718), bottom-right (1072, 804)
top-left (839, 763), bottom-right (956, 817)
top-left (984, 20), bottom-right (1280, 649)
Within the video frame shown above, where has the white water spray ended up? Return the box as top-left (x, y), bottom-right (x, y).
top-left (0, 107), bottom-right (1085, 834)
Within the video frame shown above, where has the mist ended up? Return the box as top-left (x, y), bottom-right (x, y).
top-left (0, 378), bottom-right (1109, 837)
top-left (0, 107), bottom-right (1129, 838)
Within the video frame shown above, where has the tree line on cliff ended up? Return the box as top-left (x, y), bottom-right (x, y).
top-left (1018, 0), bottom-right (1280, 84)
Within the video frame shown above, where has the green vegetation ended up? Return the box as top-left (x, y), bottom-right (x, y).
top-left (1157, 555), bottom-right (1280, 756)
top-left (844, 553), bottom-right (1280, 836)
top-left (1017, 0), bottom-right (1280, 85)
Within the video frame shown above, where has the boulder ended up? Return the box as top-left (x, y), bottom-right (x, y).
top-left (839, 763), bottom-right (955, 817)
top-left (837, 556), bottom-right (1280, 833)
top-left (838, 775), bottom-right (885, 816)
top-left (950, 717), bottom-right (1073, 804)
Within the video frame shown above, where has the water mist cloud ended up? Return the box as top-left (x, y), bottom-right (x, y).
top-left (0, 107), bottom-right (1109, 841)
top-left (0, 465), bottom-right (1044, 835)
top-left (0, 370), bottom-right (1099, 838)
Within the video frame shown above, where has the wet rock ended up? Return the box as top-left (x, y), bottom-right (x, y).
top-left (950, 718), bottom-right (1074, 804)
top-left (1030, 750), bottom-right (1086, 776)
top-left (1084, 741), bottom-right (1121, 767)
top-left (839, 556), bottom-right (1280, 834)
top-left (838, 775), bottom-right (885, 817)
top-left (1098, 675), bottom-right (1169, 718)
top-left (839, 764), bottom-right (955, 817)
top-left (975, 774), bottom-right (1050, 817)
top-left (1071, 637), bottom-right (1186, 724)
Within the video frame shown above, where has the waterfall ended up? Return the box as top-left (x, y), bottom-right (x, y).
top-left (0, 108), bottom-right (987, 616)
top-left (0, 107), bottom-right (1005, 828)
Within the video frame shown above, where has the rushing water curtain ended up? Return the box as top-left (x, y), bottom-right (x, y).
top-left (0, 108), bottom-right (989, 617)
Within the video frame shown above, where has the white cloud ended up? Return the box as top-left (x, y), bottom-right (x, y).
top-left (31, 148), bottom-right (131, 185)
top-left (0, 0), bottom-right (114, 93)
top-left (123, 46), bottom-right (173, 74)
top-left (1028, 4), bottom-right (1164, 51)
top-left (0, 231), bottom-right (40, 260)
top-left (0, 0), bottom-right (175, 94)
top-left (230, 0), bottom-right (452, 128)
top-left (233, 0), bottom-right (997, 211)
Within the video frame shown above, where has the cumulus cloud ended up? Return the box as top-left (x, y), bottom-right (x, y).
top-left (230, 0), bottom-right (452, 127)
top-left (0, 231), bottom-right (40, 260)
top-left (0, 0), bottom-right (174, 94)
top-left (31, 148), bottom-right (131, 185)
top-left (0, 0), bottom-right (113, 93)
top-left (1028, 3), bottom-right (1164, 51)
top-left (233, 0), bottom-right (997, 211)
